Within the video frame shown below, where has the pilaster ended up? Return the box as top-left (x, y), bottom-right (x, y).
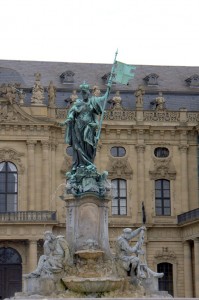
top-left (135, 143), bottom-right (146, 221)
top-left (178, 144), bottom-right (189, 212)
top-left (183, 240), bottom-right (193, 297)
top-left (28, 240), bottom-right (37, 273)
top-left (26, 140), bottom-right (37, 210)
top-left (194, 238), bottom-right (199, 297)
top-left (41, 141), bottom-right (50, 210)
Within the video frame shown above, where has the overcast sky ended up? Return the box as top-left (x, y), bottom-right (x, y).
top-left (1, 0), bottom-right (199, 66)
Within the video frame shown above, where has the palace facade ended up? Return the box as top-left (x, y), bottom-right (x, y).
top-left (0, 59), bottom-right (198, 298)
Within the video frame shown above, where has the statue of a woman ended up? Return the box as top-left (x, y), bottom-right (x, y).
top-left (60, 82), bottom-right (110, 176)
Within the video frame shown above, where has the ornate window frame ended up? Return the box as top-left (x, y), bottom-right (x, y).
top-left (153, 248), bottom-right (178, 297)
top-left (0, 148), bottom-right (24, 211)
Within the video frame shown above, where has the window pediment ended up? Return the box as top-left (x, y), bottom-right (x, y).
top-left (143, 73), bottom-right (159, 86)
top-left (60, 70), bottom-right (75, 84)
top-left (185, 74), bottom-right (199, 87)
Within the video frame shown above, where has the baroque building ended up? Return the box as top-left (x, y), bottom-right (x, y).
top-left (0, 60), bottom-right (199, 298)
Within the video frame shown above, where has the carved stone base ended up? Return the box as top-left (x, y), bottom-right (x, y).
top-left (23, 276), bottom-right (65, 296)
top-left (62, 193), bottom-right (112, 258)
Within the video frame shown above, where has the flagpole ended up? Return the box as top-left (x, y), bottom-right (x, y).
top-left (95, 50), bottom-right (118, 146)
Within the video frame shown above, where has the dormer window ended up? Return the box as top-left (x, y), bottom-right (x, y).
top-left (143, 73), bottom-right (159, 86)
top-left (101, 72), bottom-right (116, 84)
top-left (185, 74), bottom-right (199, 87)
top-left (60, 70), bottom-right (75, 84)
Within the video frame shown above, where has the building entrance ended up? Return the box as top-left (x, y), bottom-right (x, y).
top-left (0, 247), bottom-right (22, 299)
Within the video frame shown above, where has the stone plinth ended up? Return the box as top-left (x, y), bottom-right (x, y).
top-left (23, 277), bottom-right (56, 296)
top-left (62, 193), bottom-right (112, 257)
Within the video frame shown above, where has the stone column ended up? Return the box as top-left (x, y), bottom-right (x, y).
top-left (28, 240), bottom-right (37, 273)
top-left (179, 144), bottom-right (189, 212)
top-left (26, 140), bottom-right (37, 210)
top-left (41, 141), bottom-right (50, 210)
top-left (194, 238), bottom-right (199, 297)
top-left (183, 240), bottom-right (193, 297)
top-left (135, 143), bottom-right (145, 221)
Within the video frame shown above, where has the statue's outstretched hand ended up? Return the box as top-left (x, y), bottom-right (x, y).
top-left (140, 226), bottom-right (146, 231)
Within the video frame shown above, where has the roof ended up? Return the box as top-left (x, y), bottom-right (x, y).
top-left (0, 59), bottom-right (199, 111)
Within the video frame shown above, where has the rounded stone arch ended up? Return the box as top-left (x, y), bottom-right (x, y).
top-left (0, 246), bottom-right (22, 264)
top-left (0, 247), bottom-right (22, 298)
top-left (0, 148), bottom-right (25, 174)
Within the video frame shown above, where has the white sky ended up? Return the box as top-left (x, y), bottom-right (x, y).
top-left (1, 0), bottom-right (199, 66)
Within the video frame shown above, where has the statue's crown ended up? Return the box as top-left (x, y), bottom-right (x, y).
top-left (80, 82), bottom-right (90, 91)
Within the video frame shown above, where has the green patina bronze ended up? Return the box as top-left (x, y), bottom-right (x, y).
top-left (60, 51), bottom-right (136, 196)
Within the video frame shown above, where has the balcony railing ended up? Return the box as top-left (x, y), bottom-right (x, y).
top-left (0, 211), bottom-right (57, 222)
top-left (177, 208), bottom-right (199, 225)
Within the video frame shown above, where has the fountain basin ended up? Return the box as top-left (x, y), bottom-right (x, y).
top-left (75, 249), bottom-right (104, 259)
top-left (62, 276), bottom-right (124, 293)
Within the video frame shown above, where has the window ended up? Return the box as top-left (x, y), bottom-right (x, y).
top-left (154, 147), bottom-right (169, 158)
top-left (111, 179), bottom-right (127, 215)
top-left (143, 73), bottom-right (159, 86)
top-left (158, 263), bottom-right (173, 296)
top-left (0, 162), bottom-right (18, 212)
top-left (155, 179), bottom-right (171, 216)
top-left (110, 147), bottom-right (126, 157)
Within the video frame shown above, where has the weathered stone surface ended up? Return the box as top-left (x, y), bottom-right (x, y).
top-left (62, 276), bottom-right (124, 293)
top-left (23, 277), bottom-right (56, 296)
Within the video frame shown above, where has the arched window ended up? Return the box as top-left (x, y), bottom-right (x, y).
top-left (111, 179), bottom-right (127, 215)
top-left (155, 179), bottom-right (170, 216)
top-left (157, 262), bottom-right (173, 296)
top-left (0, 162), bottom-right (18, 212)
top-left (0, 247), bottom-right (22, 298)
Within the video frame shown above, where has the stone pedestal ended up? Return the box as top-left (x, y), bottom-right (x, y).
top-left (62, 193), bottom-right (112, 258)
top-left (23, 277), bottom-right (56, 296)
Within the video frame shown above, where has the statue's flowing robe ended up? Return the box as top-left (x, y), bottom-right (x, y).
top-left (66, 95), bottom-right (106, 170)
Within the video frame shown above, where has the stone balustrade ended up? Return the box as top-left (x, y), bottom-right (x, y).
top-left (0, 211), bottom-right (56, 222)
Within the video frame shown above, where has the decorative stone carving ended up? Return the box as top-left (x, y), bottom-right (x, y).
top-left (65, 90), bottom-right (78, 107)
top-left (18, 89), bottom-right (26, 105)
top-left (144, 111), bottom-right (179, 122)
top-left (25, 231), bottom-right (72, 279)
top-left (107, 157), bottom-right (133, 179)
top-left (92, 85), bottom-right (101, 97)
top-left (154, 247), bottom-right (176, 262)
top-left (104, 109), bottom-right (136, 121)
top-left (135, 144), bottom-right (146, 153)
top-left (70, 89), bottom-right (78, 103)
top-left (56, 108), bottom-right (67, 119)
top-left (187, 112), bottom-right (199, 123)
top-left (185, 74), bottom-right (199, 87)
top-left (143, 73), bottom-right (159, 86)
top-left (111, 91), bottom-right (123, 109)
top-left (31, 73), bottom-right (45, 105)
top-left (178, 144), bottom-right (189, 153)
top-left (0, 148), bottom-right (25, 173)
top-left (60, 70), bottom-right (75, 84)
top-left (0, 100), bottom-right (18, 122)
top-left (115, 227), bottom-right (165, 297)
top-left (149, 157), bottom-right (176, 180)
top-left (150, 92), bottom-right (166, 111)
top-left (0, 83), bottom-right (17, 103)
top-left (48, 81), bottom-right (56, 108)
top-left (135, 85), bottom-right (145, 109)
